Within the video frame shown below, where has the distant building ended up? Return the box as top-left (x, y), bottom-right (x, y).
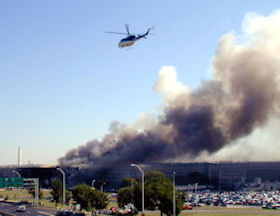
top-left (1, 162), bottom-right (280, 191)
top-left (104, 162), bottom-right (280, 191)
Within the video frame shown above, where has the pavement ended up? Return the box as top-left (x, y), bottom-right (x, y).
top-left (0, 202), bottom-right (56, 216)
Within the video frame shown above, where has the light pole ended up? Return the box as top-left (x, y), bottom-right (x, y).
top-left (131, 164), bottom-right (144, 216)
top-left (12, 170), bottom-right (21, 177)
top-left (195, 183), bottom-right (198, 216)
top-left (173, 172), bottom-right (176, 216)
top-left (92, 179), bottom-right (96, 189)
top-left (100, 182), bottom-right (106, 192)
top-left (12, 170), bottom-right (21, 201)
top-left (57, 168), bottom-right (65, 208)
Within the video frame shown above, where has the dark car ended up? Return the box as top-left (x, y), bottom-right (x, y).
top-left (55, 211), bottom-right (74, 216)
top-left (73, 213), bottom-right (86, 216)
top-left (18, 201), bottom-right (32, 206)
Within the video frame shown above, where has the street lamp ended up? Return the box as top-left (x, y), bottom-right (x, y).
top-left (12, 170), bottom-right (21, 201)
top-left (92, 179), bottom-right (96, 189)
top-left (57, 168), bottom-right (65, 208)
top-left (131, 164), bottom-right (144, 215)
top-left (12, 170), bottom-right (21, 177)
top-left (173, 172), bottom-right (176, 216)
top-left (195, 183), bottom-right (198, 216)
top-left (100, 182), bottom-right (106, 192)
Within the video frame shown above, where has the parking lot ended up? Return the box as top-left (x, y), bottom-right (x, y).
top-left (184, 190), bottom-right (280, 209)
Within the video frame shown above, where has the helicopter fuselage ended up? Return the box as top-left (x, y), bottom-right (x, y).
top-left (118, 35), bottom-right (137, 48)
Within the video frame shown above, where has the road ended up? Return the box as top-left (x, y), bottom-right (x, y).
top-left (0, 202), bottom-right (56, 216)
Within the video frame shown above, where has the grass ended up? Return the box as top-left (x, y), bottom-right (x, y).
top-left (131, 207), bottom-right (280, 216)
top-left (0, 188), bottom-right (32, 201)
top-left (0, 188), bottom-right (64, 209)
top-left (134, 209), bottom-right (280, 216)
top-left (179, 212), bottom-right (280, 216)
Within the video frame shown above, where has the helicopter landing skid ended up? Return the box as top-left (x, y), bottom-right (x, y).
top-left (125, 46), bottom-right (134, 50)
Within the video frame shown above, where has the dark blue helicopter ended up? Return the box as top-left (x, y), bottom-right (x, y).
top-left (106, 24), bottom-right (154, 48)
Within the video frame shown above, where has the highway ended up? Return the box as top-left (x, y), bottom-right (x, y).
top-left (0, 202), bottom-right (56, 216)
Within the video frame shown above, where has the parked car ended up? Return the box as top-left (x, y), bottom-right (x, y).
top-left (182, 204), bottom-right (193, 210)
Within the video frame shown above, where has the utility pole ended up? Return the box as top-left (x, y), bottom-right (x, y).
top-left (12, 170), bottom-right (21, 201)
top-left (57, 168), bottom-right (66, 208)
top-left (35, 178), bottom-right (39, 207)
top-left (131, 164), bottom-right (145, 216)
top-left (92, 179), bottom-right (96, 189)
top-left (173, 172), bottom-right (176, 216)
top-left (101, 182), bottom-right (106, 192)
top-left (195, 183), bottom-right (198, 216)
top-left (24, 178), bottom-right (39, 207)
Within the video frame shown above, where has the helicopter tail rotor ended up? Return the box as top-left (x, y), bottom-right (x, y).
top-left (147, 26), bottom-right (154, 34)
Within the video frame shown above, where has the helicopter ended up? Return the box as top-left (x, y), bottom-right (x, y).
top-left (105, 24), bottom-right (154, 48)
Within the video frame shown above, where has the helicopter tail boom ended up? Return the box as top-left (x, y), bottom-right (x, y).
top-left (136, 26), bottom-right (154, 40)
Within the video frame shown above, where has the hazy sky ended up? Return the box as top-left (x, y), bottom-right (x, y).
top-left (1, 0), bottom-right (279, 165)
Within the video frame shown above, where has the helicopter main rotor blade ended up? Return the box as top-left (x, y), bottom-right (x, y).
top-left (125, 24), bottom-right (130, 35)
top-left (104, 31), bottom-right (128, 35)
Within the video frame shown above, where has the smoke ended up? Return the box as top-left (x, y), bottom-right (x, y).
top-left (154, 66), bottom-right (191, 105)
top-left (59, 10), bottom-right (280, 171)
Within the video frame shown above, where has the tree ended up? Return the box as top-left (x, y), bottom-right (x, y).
top-left (27, 183), bottom-right (43, 199)
top-left (72, 183), bottom-right (108, 211)
top-left (50, 178), bottom-right (71, 204)
top-left (92, 190), bottom-right (108, 209)
top-left (145, 171), bottom-right (165, 181)
top-left (119, 178), bottom-right (137, 188)
top-left (117, 186), bottom-right (134, 208)
top-left (117, 171), bottom-right (184, 216)
top-left (144, 171), bottom-right (184, 216)
top-left (133, 171), bottom-right (184, 216)
top-left (51, 178), bottom-right (62, 203)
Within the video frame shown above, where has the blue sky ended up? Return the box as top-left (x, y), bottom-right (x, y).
top-left (0, 0), bottom-right (279, 165)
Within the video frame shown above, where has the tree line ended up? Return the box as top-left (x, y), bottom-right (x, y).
top-left (50, 179), bottom-right (108, 211)
top-left (33, 171), bottom-right (185, 215)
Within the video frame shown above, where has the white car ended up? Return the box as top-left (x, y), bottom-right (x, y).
top-left (16, 205), bottom-right (26, 212)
